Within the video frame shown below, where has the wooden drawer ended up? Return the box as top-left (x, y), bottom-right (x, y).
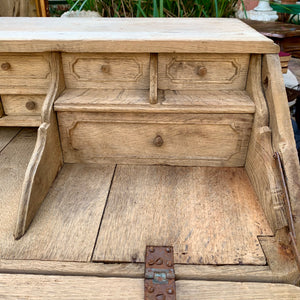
top-left (0, 54), bottom-right (51, 94)
top-left (62, 53), bottom-right (150, 89)
top-left (58, 112), bottom-right (253, 167)
top-left (158, 54), bottom-right (250, 90)
top-left (1, 95), bottom-right (45, 116)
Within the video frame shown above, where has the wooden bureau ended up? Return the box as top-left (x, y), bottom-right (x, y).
top-left (0, 18), bottom-right (300, 298)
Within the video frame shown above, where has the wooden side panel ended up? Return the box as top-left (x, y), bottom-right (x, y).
top-left (1, 275), bottom-right (300, 299)
top-left (93, 165), bottom-right (272, 265)
top-left (0, 53), bottom-right (51, 94)
top-left (58, 112), bottom-right (253, 167)
top-left (62, 53), bottom-right (150, 89)
top-left (262, 54), bottom-right (300, 250)
top-left (1, 94), bottom-right (45, 116)
top-left (245, 55), bottom-right (287, 232)
top-left (1, 164), bottom-right (115, 262)
top-left (158, 54), bottom-right (250, 90)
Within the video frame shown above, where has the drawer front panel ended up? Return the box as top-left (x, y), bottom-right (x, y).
top-left (158, 54), bottom-right (250, 90)
top-left (1, 95), bottom-right (45, 116)
top-left (0, 54), bottom-right (51, 93)
top-left (62, 53), bottom-right (150, 89)
top-left (58, 112), bottom-right (253, 167)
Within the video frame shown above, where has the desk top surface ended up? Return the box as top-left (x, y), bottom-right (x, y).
top-left (0, 18), bottom-right (278, 53)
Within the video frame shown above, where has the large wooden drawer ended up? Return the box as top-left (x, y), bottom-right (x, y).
top-left (62, 53), bottom-right (150, 89)
top-left (0, 54), bottom-right (51, 94)
top-left (158, 54), bottom-right (250, 90)
top-left (58, 112), bottom-right (253, 167)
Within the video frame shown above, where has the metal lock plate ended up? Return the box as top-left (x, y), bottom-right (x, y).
top-left (145, 246), bottom-right (176, 300)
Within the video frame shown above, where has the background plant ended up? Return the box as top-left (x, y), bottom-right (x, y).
top-left (66, 0), bottom-right (244, 18)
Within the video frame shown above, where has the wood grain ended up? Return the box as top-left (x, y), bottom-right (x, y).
top-left (58, 112), bottom-right (253, 167)
top-left (158, 53), bottom-right (250, 90)
top-left (14, 53), bottom-right (64, 239)
top-left (1, 274), bottom-right (300, 299)
top-left (1, 94), bottom-right (45, 116)
top-left (149, 53), bottom-right (158, 104)
top-left (1, 164), bottom-right (115, 261)
top-left (0, 115), bottom-right (41, 127)
top-left (0, 18), bottom-right (279, 53)
top-left (0, 127), bottom-right (20, 151)
top-left (54, 89), bottom-right (255, 114)
top-left (62, 53), bottom-right (150, 89)
top-left (93, 165), bottom-right (272, 265)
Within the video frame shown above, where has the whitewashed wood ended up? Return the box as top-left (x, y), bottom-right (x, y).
top-left (93, 165), bottom-right (272, 265)
top-left (14, 53), bottom-right (64, 239)
top-left (0, 53), bottom-right (51, 93)
top-left (1, 94), bottom-right (45, 116)
top-left (0, 115), bottom-right (41, 127)
top-left (58, 112), bottom-right (253, 167)
top-left (54, 89), bottom-right (255, 114)
top-left (0, 18), bottom-right (279, 53)
top-left (1, 275), bottom-right (300, 299)
top-left (0, 127), bottom-right (20, 151)
top-left (149, 53), bottom-right (158, 104)
top-left (62, 53), bottom-right (150, 89)
top-left (1, 164), bottom-right (115, 261)
top-left (158, 53), bottom-right (250, 90)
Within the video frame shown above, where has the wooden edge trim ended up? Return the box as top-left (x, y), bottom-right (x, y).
top-left (14, 52), bottom-right (65, 239)
top-left (0, 95), bottom-right (4, 118)
top-left (149, 53), bottom-right (158, 104)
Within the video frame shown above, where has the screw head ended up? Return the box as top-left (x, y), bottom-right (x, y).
top-left (149, 246), bottom-right (155, 253)
top-left (166, 248), bottom-right (171, 253)
top-left (156, 258), bottom-right (163, 265)
top-left (148, 259), bottom-right (155, 265)
top-left (1, 62), bottom-right (11, 71)
top-left (147, 286), bottom-right (154, 293)
top-left (26, 101), bottom-right (36, 111)
top-left (167, 289), bottom-right (174, 294)
top-left (166, 261), bottom-right (173, 267)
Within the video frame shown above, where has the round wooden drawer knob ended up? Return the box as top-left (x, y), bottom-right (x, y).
top-left (1, 62), bottom-right (11, 71)
top-left (25, 101), bottom-right (36, 111)
top-left (197, 66), bottom-right (207, 76)
top-left (153, 135), bottom-right (164, 147)
top-left (100, 65), bottom-right (110, 73)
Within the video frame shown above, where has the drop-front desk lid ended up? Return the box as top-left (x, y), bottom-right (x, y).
top-left (0, 17), bottom-right (279, 53)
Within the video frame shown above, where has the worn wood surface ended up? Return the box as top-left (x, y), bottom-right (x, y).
top-left (245, 55), bottom-right (287, 232)
top-left (0, 0), bottom-right (37, 17)
top-left (62, 53), bottom-right (150, 89)
top-left (0, 127), bottom-right (20, 151)
top-left (0, 128), bottom-right (36, 257)
top-left (1, 94), bottom-right (45, 116)
top-left (0, 53), bottom-right (51, 94)
top-left (1, 164), bottom-right (115, 261)
top-left (0, 18), bottom-right (279, 53)
top-left (58, 112), bottom-right (253, 167)
top-left (14, 53), bottom-right (64, 239)
top-left (54, 89), bottom-right (255, 114)
top-left (158, 53), bottom-right (250, 90)
top-left (1, 274), bottom-right (300, 299)
top-left (262, 54), bottom-right (300, 251)
top-left (93, 165), bottom-right (272, 265)
top-left (0, 115), bottom-right (41, 127)
top-left (149, 53), bottom-right (158, 104)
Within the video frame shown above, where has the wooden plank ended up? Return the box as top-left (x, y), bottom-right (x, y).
top-left (0, 115), bottom-right (41, 127)
top-left (149, 53), bottom-right (158, 104)
top-left (0, 18), bottom-right (279, 54)
top-left (1, 274), bottom-right (300, 299)
top-left (158, 53), bottom-right (250, 90)
top-left (262, 54), bottom-right (300, 250)
top-left (1, 164), bottom-right (115, 261)
top-left (58, 112), bottom-right (253, 167)
top-left (14, 52), bottom-right (64, 239)
top-left (93, 165), bottom-right (272, 265)
top-left (54, 89), bottom-right (255, 114)
top-left (1, 94), bottom-right (45, 116)
top-left (0, 127), bottom-right (20, 151)
top-left (0, 128), bottom-right (36, 255)
top-left (62, 53), bottom-right (150, 90)
top-left (245, 55), bottom-right (287, 232)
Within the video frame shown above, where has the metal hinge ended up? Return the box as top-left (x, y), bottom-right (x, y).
top-left (145, 246), bottom-right (176, 300)
top-left (274, 152), bottom-right (300, 271)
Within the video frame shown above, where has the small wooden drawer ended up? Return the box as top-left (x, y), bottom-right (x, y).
top-left (0, 54), bottom-right (51, 94)
top-left (58, 112), bottom-right (253, 167)
top-left (1, 95), bottom-right (45, 116)
top-left (158, 54), bottom-right (250, 90)
top-left (62, 53), bottom-right (150, 89)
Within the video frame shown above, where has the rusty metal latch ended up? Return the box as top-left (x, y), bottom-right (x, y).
top-left (274, 152), bottom-right (300, 271)
top-left (145, 246), bottom-right (176, 300)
